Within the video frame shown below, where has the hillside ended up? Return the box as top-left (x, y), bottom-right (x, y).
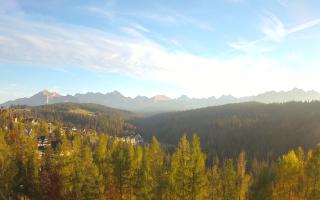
top-left (132, 101), bottom-right (320, 160)
top-left (28, 103), bottom-right (139, 135)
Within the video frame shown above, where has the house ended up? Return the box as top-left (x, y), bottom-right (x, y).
top-left (25, 128), bottom-right (32, 136)
top-left (134, 134), bottom-right (143, 143)
top-left (25, 118), bottom-right (39, 125)
top-left (0, 108), bottom-right (7, 115)
top-left (51, 140), bottom-right (62, 151)
top-left (115, 133), bottom-right (144, 145)
top-left (48, 123), bottom-right (53, 134)
top-left (38, 136), bottom-right (51, 152)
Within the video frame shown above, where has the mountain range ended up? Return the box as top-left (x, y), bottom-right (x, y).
top-left (2, 88), bottom-right (320, 113)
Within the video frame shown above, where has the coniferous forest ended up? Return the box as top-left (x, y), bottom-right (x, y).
top-left (133, 101), bottom-right (320, 161)
top-left (1, 106), bottom-right (320, 200)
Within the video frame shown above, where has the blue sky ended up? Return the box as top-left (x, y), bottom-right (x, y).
top-left (1, 0), bottom-right (320, 103)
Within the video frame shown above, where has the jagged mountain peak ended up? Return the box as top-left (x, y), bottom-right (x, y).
top-left (177, 95), bottom-right (189, 100)
top-left (35, 90), bottom-right (61, 98)
top-left (151, 95), bottom-right (171, 102)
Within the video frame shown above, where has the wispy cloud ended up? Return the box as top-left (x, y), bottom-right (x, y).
top-left (260, 12), bottom-right (286, 42)
top-left (131, 23), bottom-right (151, 33)
top-left (287, 18), bottom-right (320, 34)
top-left (86, 6), bottom-right (115, 19)
top-left (1, 14), bottom-right (320, 97)
top-left (141, 12), bottom-right (215, 32)
top-left (260, 12), bottom-right (320, 42)
top-left (86, 5), bottom-right (214, 33)
top-left (229, 12), bottom-right (320, 54)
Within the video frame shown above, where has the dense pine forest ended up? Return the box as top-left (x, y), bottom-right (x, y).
top-left (1, 107), bottom-right (320, 199)
top-left (133, 101), bottom-right (320, 161)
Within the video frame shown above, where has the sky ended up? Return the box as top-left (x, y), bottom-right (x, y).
top-left (1, 0), bottom-right (320, 103)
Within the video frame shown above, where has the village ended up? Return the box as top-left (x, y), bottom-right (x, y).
top-left (0, 107), bottom-right (144, 157)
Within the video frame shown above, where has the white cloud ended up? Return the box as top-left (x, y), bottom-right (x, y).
top-left (0, 15), bottom-right (320, 98)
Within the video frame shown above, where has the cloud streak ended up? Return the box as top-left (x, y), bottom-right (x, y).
top-left (261, 12), bottom-right (320, 42)
top-left (229, 12), bottom-right (320, 54)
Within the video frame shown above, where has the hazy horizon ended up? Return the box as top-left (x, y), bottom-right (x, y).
top-left (1, 0), bottom-right (320, 102)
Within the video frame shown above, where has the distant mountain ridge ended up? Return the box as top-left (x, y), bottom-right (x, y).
top-left (2, 88), bottom-right (320, 113)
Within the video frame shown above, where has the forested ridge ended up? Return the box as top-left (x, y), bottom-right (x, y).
top-left (15, 103), bottom-right (139, 135)
top-left (1, 107), bottom-right (320, 199)
top-left (133, 101), bottom-right (320, 160)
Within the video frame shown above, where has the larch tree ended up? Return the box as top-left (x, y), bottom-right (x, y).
top-left (190, 134), bottom-right (207, 200)
top-left (112, 142), bottom-right (134, 200)
top-left (207, 161), bottom-right (223, 200)
top-left (237, 151), bottom-right (251, 200)
top-left (221, 159), bottom-right (238, 200)
top-left (81, 145), bottom-right (104, 200)
top-left (135, 147), bottom-right (153, 200)
top-left (94, 135), bottom-right (115, 198)
top-left (305, 145), bottom-right (320, 199)
top-left (272, 150), bottom-right (302, 200)
top-left (0, 130), bottom-right (16, 199)
top-left (169, 134), bottom-right (192, 200)
top-left (148, 136), bottom-right (167, 200)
